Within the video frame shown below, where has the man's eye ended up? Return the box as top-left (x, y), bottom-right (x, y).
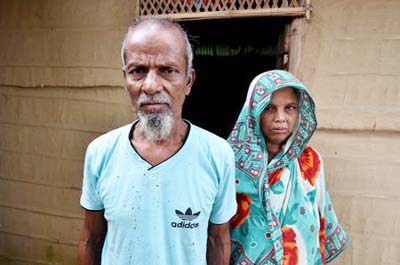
top-left (161, 67), bottom-right (177, 75)
top-left (129, 67), bottom-right (146, 76)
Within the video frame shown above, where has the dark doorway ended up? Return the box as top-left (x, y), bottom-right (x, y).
top-left (181, 17), bottom-right (289, 139)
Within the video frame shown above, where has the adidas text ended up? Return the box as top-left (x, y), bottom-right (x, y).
top-left (171, 221), bottom-right (199, 229)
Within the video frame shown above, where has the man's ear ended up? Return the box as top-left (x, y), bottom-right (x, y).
top-left (185, 69), bottom-right (196, 96)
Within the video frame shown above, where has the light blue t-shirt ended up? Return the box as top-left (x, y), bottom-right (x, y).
top-left (80, 122), bottom-right (237, 265)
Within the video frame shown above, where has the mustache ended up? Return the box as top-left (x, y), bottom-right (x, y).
top-left (137, 93), bottom-right (172, 106)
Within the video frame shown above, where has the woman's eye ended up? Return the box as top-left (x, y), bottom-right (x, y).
top-left (265, 106), bottom-right (273, 111)
top-left (286, 105), bottom-right (298, 111)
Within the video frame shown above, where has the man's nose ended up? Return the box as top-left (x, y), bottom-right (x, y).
top-left (142, 71), bottom-right (162, 94)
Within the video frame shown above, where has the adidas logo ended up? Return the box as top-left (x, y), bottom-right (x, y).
top-left (171, 208), bottom-right (200, 229)
top-left (175, 208), bottom-right (201, 221)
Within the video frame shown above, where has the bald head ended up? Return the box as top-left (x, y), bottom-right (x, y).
top-left (121, 18), bottom-right (193, 77)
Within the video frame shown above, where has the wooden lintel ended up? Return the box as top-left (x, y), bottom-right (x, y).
top-left (140, 8), bottom-right (306, 21)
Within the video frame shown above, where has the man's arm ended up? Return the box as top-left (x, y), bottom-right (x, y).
top-left (206, 222), bottom-right (231, 265)
top-left (77, 210), bottom-right (107, 265)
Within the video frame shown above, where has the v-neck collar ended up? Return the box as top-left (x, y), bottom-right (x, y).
top-left (127, 120), bottom-right (191, 170)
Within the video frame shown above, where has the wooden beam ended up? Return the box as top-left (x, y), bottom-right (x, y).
top-left (140, 8), bottom-right (306, 21)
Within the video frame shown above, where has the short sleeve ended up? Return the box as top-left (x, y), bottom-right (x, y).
top-left (80, 142), bottom-right (105, 211)
top-left (317, 155), bottom-right (350, 263)
top-left (209, 145), bottom-right (237, 224)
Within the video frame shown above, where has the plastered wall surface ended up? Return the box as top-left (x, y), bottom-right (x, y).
top-left (0, 0), bottom-right (399, 264)
top-left (295, 0), bottom-right (400, 264)
top-left (0, 0), bottom-right (135, 264)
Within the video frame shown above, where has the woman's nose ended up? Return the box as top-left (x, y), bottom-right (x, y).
top-left (274, 109), bottom-right (286, 122)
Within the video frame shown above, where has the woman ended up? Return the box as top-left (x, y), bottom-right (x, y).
top-left (228, 70), bottom-right (350, 264)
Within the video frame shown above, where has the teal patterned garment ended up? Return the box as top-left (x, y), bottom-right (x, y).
top-left (228, 70), bottom-right (350, 265)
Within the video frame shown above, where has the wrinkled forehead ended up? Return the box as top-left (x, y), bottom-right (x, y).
top-left (124, 25), bottom-right (186, 62)
top-left (126, 23), bottom-right (185, 48)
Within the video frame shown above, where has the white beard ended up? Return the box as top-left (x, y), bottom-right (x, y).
top-left (137, 93), bottom-right (174, 142)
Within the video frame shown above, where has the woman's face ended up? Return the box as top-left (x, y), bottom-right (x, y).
top-left (260, 87), bottom-right (299, 148)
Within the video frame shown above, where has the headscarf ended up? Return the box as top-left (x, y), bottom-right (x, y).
top-left (228, 70), bottom-right (317, 175)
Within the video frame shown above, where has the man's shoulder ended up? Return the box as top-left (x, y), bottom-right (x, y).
top-left (190, 123), bottom-right (233, 153)
top-left (190, 123), bottom-right (224, 141)
top-left (88, 123), bottom-right (132, 150)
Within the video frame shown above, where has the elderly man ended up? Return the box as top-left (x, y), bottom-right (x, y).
top-left (77, 18), bottom-right (237, 265)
